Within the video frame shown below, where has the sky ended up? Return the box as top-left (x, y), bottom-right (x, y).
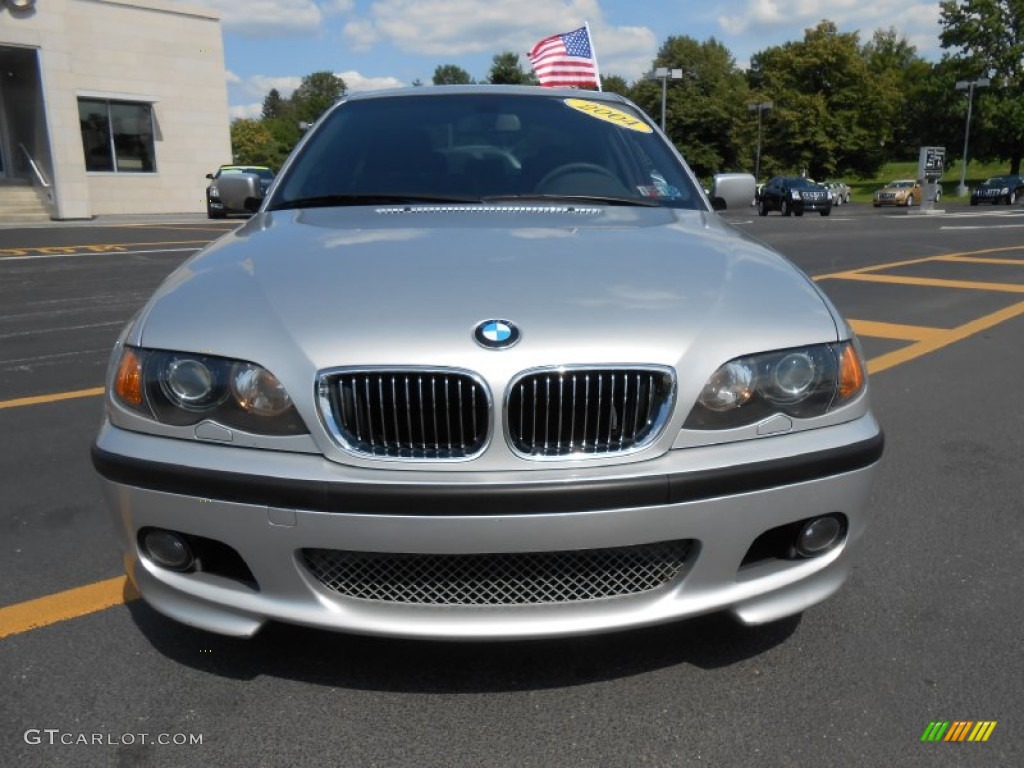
top-left (171, 0), bottom-right (948, 120)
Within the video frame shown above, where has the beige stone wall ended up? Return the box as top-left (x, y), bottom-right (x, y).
top-left (1, 0), bottom-right (231, 218)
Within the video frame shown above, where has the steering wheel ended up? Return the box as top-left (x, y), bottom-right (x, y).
top-left (536, 162), bottom-right (624, 191)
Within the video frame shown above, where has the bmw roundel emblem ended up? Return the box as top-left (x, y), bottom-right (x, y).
top-left (474, 319), bottom-right (521, 349)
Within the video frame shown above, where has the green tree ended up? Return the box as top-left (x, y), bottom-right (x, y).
top-left (488, 52), bottom-right (536, 84)
top-left (261, 117), bottom-right (301, 169)
top-left (599, 74), bottom-right (630, 97)
top-left (939, 0), bottom-right (1024, 174)
top-left (229, 119), bottom-right (278, 167)
top-left (261, 88), bottom-right (291, 120)
top-left (630, 36), bottom-right (751, 178)
top-left (862, 29), bottom-right (931, 159)
top-left (748, 21), bottom-right (899, 178)
top-left (291, 71), bottom-right (347, 123)
top-left (433, 64), bottom-right (474, 85)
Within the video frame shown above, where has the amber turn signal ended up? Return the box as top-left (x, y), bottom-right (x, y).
top-left (114, 347), bottom-right (144, 406)
top-left (838, 343), bottom-right (865, 401)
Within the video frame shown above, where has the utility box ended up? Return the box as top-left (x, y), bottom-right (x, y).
top-left (915, 146), bottom-right (945, 213)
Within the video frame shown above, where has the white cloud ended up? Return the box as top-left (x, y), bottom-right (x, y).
top-left (243, 75), bottom-right (303, 99)
top-left (323, 0), bottom-right (355, 13)
top-left (171, 0), bottom-right (325, 36)
top-left (715, 0), bottom-right (944, 58)
top-left (343, 0), bottom-right (657, 79)
top-left (231, 71), bottom-right (403, 105)
top-left (337, 70), bottom-right (404, 92)
top-left (225, 69), bottom-right (241, 84)
top-left (229, 103), bottom-right (263, 120)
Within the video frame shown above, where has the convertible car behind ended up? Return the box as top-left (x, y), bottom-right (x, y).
top-left (93, 86), bottom-right (883, 640)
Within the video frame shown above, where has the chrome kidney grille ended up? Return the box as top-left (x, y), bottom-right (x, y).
top-left (319, 369), bottom-right (490, 459)
top-left (507, 367), bottom-right (675, 457)
top-left (301, 539), bottom-right (693, 605)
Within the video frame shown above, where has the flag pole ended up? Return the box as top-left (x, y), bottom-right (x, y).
top-left (585, 22), bottom-right (602, 91)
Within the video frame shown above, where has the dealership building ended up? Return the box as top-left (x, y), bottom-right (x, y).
top-left (0, 0), bottom-right (231, 220)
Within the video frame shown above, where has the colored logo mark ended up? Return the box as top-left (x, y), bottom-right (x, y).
top-left (474, 319), bottom-right (520, 349)
top-left (921, 721), bottom-right (997, 742)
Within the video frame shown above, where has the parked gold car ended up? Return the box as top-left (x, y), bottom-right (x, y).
top-left (873, 179), bottom-right (921, 207)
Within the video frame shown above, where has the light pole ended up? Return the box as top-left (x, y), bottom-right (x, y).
top-left (652, 67), bottom-right (683, 131)
top-left (955, 77), bottom-right (990, 197)
top-left (747, 101), bottom-right (773, 181)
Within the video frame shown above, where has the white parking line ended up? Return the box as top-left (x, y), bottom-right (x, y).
top-left (941, 224), bottom-right (1024, 230)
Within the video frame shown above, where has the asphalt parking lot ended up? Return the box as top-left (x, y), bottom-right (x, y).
top-left (1, 205), bottom-right (1021, 767)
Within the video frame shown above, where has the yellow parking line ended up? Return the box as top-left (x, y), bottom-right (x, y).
top-left (867, 300), bottom-right (1024, 374)
top-left (848, 319), bottom-right (946, 342)
top-left (813, 245), bottom-right (1024, 280)
top-left (0, 387), bottom-right (104, 410)
top-left (0, 240), bottom-right (211, 258)
top-left (0, 576), bottom-right (138, 640)
top-left (828, 272), bottom-right (1024, 293)
top-left (939, 255), bottom-right (1024, 266)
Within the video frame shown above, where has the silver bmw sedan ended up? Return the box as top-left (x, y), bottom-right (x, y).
top-left (92, 86), bottom-right (883, 640)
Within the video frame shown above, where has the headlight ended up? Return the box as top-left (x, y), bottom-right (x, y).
top-left (685, 341), bottom-right (865, 429)
top-left (791, 190), bottom-right (802, 200)
top-left (1001, 187), bottom-right (1009, 195)
top-left (208, 184), bottom-right (219, 197)
top-left (112, 346), bottom-right (307, 435)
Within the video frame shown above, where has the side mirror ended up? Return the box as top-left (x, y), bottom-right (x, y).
top-left (205, 173), bottom-right (215, 180)
top-left (217, 173), bottom-right (265, 214)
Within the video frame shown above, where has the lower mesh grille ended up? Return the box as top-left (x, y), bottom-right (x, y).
top-left (301, 540), bottom-right (693, 605)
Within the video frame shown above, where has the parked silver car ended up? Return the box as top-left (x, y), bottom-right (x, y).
top-left (93, 86), bottom-right (883, 640)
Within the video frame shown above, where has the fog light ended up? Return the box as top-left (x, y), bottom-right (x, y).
top-left (795, 515), bottom-right (843, 557)
top-left (142, 529), bottom-right (194, 571)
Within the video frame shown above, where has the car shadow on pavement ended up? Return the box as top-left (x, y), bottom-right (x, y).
top-left (126, 600), bottom-right (799, 692)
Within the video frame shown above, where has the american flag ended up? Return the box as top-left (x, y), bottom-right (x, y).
top-left (527, 26), bottom-right (600, 89)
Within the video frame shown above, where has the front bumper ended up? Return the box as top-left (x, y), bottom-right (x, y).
top-left (796, 198), bottom-right (831, 213)
top-left (93, 414), bottom-right (883, 640)
top-left (970, 192), bottom-right (1002, 204)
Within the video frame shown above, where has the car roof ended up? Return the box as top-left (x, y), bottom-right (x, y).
top-left (339, 84), bottom-right (631, 105)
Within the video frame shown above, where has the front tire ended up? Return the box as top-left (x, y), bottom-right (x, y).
top-left (1008, 192), bottom-right (1016, 205)
top-left (820, 209), bottom-right (831, 216)
top-left (782, 199), bottom-right (792, 217)
top-left (905, 195), bottom-right (914, 207)
top-left (758, 199), bottom-right (769, 216)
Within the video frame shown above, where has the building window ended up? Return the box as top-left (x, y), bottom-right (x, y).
top-left (78, 99), bottom-right (156, 173)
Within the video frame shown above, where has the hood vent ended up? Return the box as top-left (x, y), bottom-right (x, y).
top-left (376, 205), bottom-right (602, 216)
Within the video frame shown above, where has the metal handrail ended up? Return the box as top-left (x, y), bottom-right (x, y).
top-left (18, 143), bottom-right (50, 188)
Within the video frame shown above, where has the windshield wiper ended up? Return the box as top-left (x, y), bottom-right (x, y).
top-left (267, 194), bottom-right (483, 211)
top-left (481, 194), bottom-right (661, 207)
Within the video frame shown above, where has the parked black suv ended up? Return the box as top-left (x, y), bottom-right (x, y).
top-left (970, 175), bottom-right (1024, 206)
top-left (758, 176), bottom-right (832, 217)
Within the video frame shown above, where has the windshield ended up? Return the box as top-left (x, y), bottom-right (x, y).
top-left (889, 181), bottom-right (913, 188)
top-left (219, 167), bottom-right (274, 180)
top-left (269, 92), bottom-right (702, 210)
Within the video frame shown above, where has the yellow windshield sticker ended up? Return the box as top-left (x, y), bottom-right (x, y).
top-left (564, 99), bottom-right (653, 133)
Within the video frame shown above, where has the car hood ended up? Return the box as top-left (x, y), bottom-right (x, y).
top-left (135, 205), bottom-right (839, 385)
